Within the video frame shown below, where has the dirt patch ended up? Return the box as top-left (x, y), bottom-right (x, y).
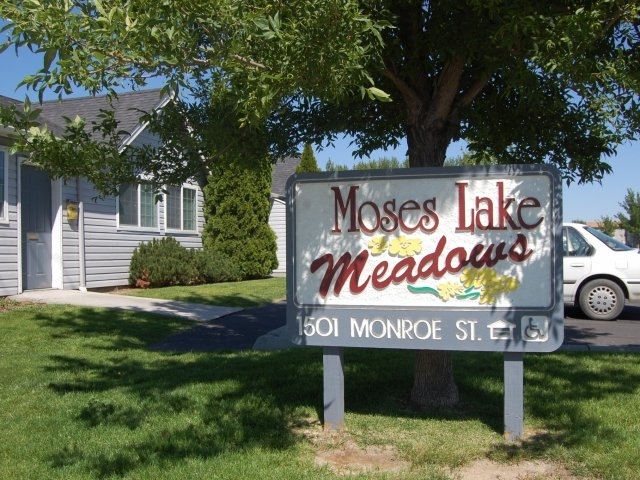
top-left (315, 444), bottom-right (579, 479)
top-left (89, 286), bottom-right (138, 294)
top-left (315, 440), bottom-right (410, 475)
top-left (451, 458), bottom-right (582, 480)
top-left (0, 298), bottom-right (40, 312)
top-left (293, 420), bottom-right (583, 479)
top-left (293, 418), bottom-right (403, 475)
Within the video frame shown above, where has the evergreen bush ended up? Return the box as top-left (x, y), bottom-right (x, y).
top-left (192, 249), bottom-right (242, 283)
top-left (129, 237), bottom-right (195, 287)
top-left (202, 154), bottom-right (278, 279)
top-left (295, 143), bottom-right (320, 173)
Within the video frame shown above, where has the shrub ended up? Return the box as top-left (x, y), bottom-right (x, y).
top-left (192, 249), bottom-right (242, 284)
top-left (129, 237), bottom-right (196, 287)
top-left (129, 238), bottom-right (243, 288)
top-left (202, 154), bottom-right (278, 279)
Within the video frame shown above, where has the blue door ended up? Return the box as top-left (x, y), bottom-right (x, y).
top-left (21, 165), bottom-right (52, 290)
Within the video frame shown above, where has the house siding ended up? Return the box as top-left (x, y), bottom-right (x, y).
top-left (78, 178), bottom-right (204, 289)
top-left (61, 179), bottom-right (81, 289)
top-left (269, 197), bottom-right (286, 274)
top-left (0, 90), bottom-right (209, 294)
top-left (0, 169), bottom-right (204, 294)
top-left (0, 144), bottom-right (19, 296)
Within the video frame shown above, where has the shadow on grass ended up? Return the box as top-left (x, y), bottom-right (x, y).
top-left (150, 292), bottom-right (274, 308)
top-left (32, 306), bottom-right (640, 477)
top-left (124, 277), bottom-right (287, 308)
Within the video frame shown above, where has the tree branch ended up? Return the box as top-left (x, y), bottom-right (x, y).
top-left (382, 66), bottom-right (422, 116)
top-left (231, 54), bottom-right (267, 70)
top-left (458, 71), bottom-right (491, 108)
top-left (429, 55), bottom-right (464, 121)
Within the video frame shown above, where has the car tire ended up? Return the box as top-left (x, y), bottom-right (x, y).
top-left (578, 279), bottom-right (625, 321)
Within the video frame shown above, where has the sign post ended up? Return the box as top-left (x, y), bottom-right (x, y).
top-left (323, 346), bottom-right (345, 431)
top-left (286, 165), bottom-right (563, 438)
top-left (504, 352), bottom-right (524, 441)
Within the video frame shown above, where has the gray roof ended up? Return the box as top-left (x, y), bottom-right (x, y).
top-left (271, 156), bottom-right (301, 197)
top-left (38, 89), bottom-right (167, 141)
top-left (1, 89), bottom-right (167, 141)
top-left (4, 92), bottom-right (302, 197)
top-left (0, 95), bottom-right (21, 108)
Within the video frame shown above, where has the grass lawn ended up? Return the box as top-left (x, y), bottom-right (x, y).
top-left (118, 277), bottom-right (286, 308)
top-left (1, 284), bottom-right (639, 479)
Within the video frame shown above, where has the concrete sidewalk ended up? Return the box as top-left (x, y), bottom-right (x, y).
top-left (9, 289), bottom-right (289, 351)
top-left (10, 289), bottom-right (243, 322)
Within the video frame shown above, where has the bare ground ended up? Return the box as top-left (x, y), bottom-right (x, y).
top-left (295, 420), bottom-right (584, 479)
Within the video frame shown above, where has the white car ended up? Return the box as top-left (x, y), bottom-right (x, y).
top-left (563, 223), bottom-right (640, 320)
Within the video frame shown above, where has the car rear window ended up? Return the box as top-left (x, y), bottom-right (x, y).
top-left (584, 226), bottom-right (635, 252)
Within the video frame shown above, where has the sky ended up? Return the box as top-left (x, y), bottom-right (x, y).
top-left (1, 46), bottom-right (638, 223)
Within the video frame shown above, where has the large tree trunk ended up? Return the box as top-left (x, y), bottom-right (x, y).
top-left (386, 4), bottom-right (490, 411)
top-left (406, 111), bottom-right (459, 408)
top-left (384, 10), bottom-right (477, 407)
top-left (411, 350), bottom-right (459, 408)
top-left (406, 116), bottom-right (452, 169)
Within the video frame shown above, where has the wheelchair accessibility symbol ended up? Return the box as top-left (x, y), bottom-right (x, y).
top-left (521, 316), bottom-right (549, 342)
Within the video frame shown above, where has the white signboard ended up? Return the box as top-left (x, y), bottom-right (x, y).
top-left (286, 165), bottom-right (563, 352)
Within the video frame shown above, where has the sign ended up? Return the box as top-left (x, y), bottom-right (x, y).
top-left (286, 165), bottom-right (563, 352)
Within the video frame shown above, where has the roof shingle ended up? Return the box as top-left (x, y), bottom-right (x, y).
top-left (271, 156), bottom-right (301, 197)
top-left (1, 89), bottom-right (167, 141)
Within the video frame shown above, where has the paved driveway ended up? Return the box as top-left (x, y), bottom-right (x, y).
top-left (564, 304), bottom-right (640, 352)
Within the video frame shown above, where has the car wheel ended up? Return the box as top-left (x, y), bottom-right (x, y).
top-left (578, 279), bottom-right (625, 321)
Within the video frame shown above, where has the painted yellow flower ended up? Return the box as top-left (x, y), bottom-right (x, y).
top-left (479, 291), bottom-right (496, 305)
top-left (498, 276), bottom-right (520, 292)
top-left (461, 267), bottom-right (520, 304)
top-left (388, 236), bottom-right (422, 257)
top-left (437, 282), bottom-right (465, 301)
top-left (368, 236), bottom-right (389, 255)
top-left (461, 267), bottom-right (495, 289)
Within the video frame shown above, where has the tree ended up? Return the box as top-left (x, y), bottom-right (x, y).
top-left (325, 156), bottom-right (408, 171)
top-left (203, 153), bottom-right (278, 279)
top-left (1, 0), bottom-right (639, 408)
top-left (444, 151), bottom-right (496, 167)
top-left (598, 216), bottom-right (618, 236)
top-left (616, 189), bottom-right (640, 247)
top-left (295, 143), bottom-right (320, 173)
top-left (323, 159), bottom-right (347, 172)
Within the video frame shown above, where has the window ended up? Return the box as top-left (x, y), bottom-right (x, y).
top-left (584, 226), bottom-right (633, 252)
top-left (0, 149), bottom-right (7, 223)
top-left (118, 183), bottom-right (158, 228)
top-left (562, 226), bottom-right (591, 257)
top-left (166, 185), bottom-right (197, 231)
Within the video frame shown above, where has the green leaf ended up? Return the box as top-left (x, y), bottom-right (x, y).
top-left (253, 17), bottom-right (270, 31)
top-left (43, 48), bottom-right (56, 71)
top-left (407, 285), bottom-right (439, 296)
top-left (93, 0), bottom-right (106, 17)
top-left (366, 86), bottom-right (392, 102)
top-left (108, 6), bottom-right (118, 24)
top-left (269, 12), bottom-right (280, 30)
top-left (0, 39), bottom-right (10, 55)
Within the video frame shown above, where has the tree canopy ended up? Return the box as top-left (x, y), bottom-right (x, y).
top-left (295, 143), bottom-right (320, 173)
top-left (2, 0), bottom-right (640, 408)
top-left (1, 1), bottom-right (639, 191)
top-left (325, 155), bottom-right (408, 171)
top-left (616, 188), bottom-right (640, 247)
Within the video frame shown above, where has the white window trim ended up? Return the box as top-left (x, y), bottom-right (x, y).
top-left (0, 148), bottom-right (8, 224)
top-left (116, 182), bottom-right (160, 231)
top-left (164, 184), bottom-right (198, 233)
